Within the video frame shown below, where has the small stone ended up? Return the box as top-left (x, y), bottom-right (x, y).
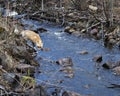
top-left (64, 26), bottom-right (76, 34)
top-left (102, 60), bottom-right (120, 70)
top-left (65, 73), bottom-right (74, 78)
top-left (93, 55), bottom-right (102, 63)
top-left (102, 61), bottom-right (115, 69)
top-left (90, 28), bottom-right (98, 35)
top-left (115, 61), bottom-right (120, 67)
top-left (70, 28), bottom-right (75, 33)
top-left (108, 35), bottom-right (113, 39)
top-left (113, 66), bottom-right (120, 75)
top-left (60, 66), bottom-right (74, 74)
top-left (96, 33), bottom-right (101, 40)
top-left (68, 13), bottom-right (74, 17)
top-left (64, 26), bottom-right (71, 32)
top-left (84, 84), bottom-right (91, 89)
top-left (89, 5), bottom-right (98, 11)
top-left (72, 31), bottom-right (81, 37)
top-left (81, 29), bottom-right (86, 33)
top-left (79, 50), bottom-right (88, 55)
top-left (109, 39), bottom-right (116, 44)
top-left (56, 57), bottom-right (73, 67)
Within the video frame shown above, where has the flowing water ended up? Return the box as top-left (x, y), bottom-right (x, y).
top-left (22, 19), bottom-right (120, 96)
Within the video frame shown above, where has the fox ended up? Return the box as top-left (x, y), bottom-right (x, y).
top-left (21, 30), bottom-right (43, 50)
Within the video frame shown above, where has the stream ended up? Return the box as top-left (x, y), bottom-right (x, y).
top-left (22, 19), bottom-right (120, 96)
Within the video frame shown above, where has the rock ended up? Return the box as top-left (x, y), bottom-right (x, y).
top-left (67, 13), bottom-right (74, 17)
top-left (104, 30), bottom-right (120, 48)
top-left (72, 31), bottom-right (81, 37)
top-left (84, 84), bottom-right (91, 89)
top-left (93, 55), bottom-right (102, 63)
top-left (56, 57), bottom-right (73, 67)
top-left (62, 91), bottom-right (84, 96)
top-left (64, 26), bottom-right (76, 34)
top-left (109, 39), bottom-right (116, 44)
top-left (104, 37), bottom-right (114, 48)
top-left (81, 29), bottom-right (86, 33)
top-left (108, 35), bottom-right (114, 39)
top-left (107, 84), bottom-right (120, 88)
top-left (69, 28), bottom-right (76, 33)
top-left (113, 66), bottom-right (120, 75)
top-left (65, 73), bottom-right (74, 78)
top-left (115, 61), bottom-right (120, 67)
top-left (103, 60), bottom-right (120, 69)
top-left (102, 61), bottom-right (115, 69)
top-left (60, 66), bottom-right (74, 74)
top-left (68, 28), bottom-right (75, 34)
top-left (57, 57), bottom-right (74, 78)
top-left (64, 26), bottom-right (71, 32)
top-left (89, 5), bottom-right (98, 11)
top-left (90, 28), bottom-right (98, 36)
top-left (15, 64), bottom-right (35, 73)
top-left (96, 33), bottom-right (101, 40)
top-left (79, 50), bottom-right (88, 55)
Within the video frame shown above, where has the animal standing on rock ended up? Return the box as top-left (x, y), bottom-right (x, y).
top-left (21, 30), bottom-right (43, 50)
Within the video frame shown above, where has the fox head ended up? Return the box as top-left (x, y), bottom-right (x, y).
top-left (36, 40), bottom-right (43, 50)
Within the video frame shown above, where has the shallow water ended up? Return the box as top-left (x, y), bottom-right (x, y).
top-left (22, 20), bottom-right (120, 96)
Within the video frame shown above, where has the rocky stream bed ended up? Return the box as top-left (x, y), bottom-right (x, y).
top-left (1, 18), bottom-right (119, 96)
top-left (33, 21), bottom-right (120, 96)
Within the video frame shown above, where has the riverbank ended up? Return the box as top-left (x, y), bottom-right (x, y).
top-left (0, 17), bottom-right (48, 95)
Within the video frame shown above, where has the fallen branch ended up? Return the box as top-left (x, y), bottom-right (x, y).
top-left (81, 22), bottom-right (101, 33)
